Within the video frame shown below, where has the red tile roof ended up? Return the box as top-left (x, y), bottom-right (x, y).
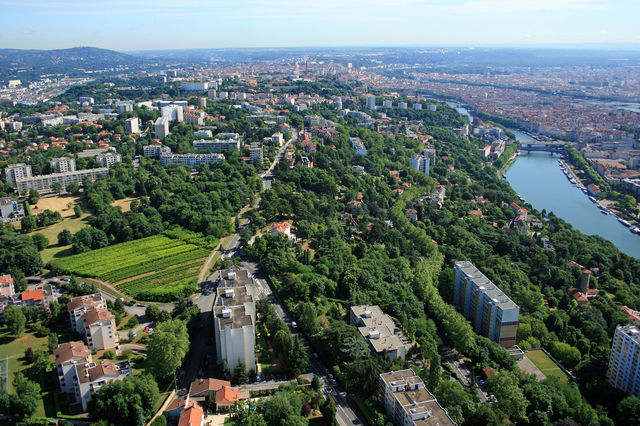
top-left (216, 385), bottom-right (239, 404)
top-left (189, 378), bottom-right (230, 396)
top-left (21, 289), bottom-right (44, 302)
top-left (178, 402), bottom-right (203, 426)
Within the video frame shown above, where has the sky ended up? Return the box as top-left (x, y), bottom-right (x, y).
top-left (1, 0), bottom-right (640, 51)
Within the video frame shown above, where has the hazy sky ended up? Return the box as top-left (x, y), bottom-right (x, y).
top-left (1, 0), bottom-right (639, 51)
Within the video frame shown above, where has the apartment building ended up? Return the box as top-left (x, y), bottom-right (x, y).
top-left (350, 137), bottom-right (367, 155)
top-left (154, 117), bottom-right (170, 139)
top-left (124, 117), bottom-right (139, 133)
top-left (15, 168), bottom-right (109, 195)
top-left (67, 293), bottom-right (118, 350)
top-left (366, 95), bottom-right (376, 110)
top-left (607, 325), bottom-right (640, 398)
top-left (350, 305), bottom-right (411, 360)
top-left (143, 144), bottom-right (172, 158)
top-left (379, 369), bottom-right (456, 426)
top-left (54, 341), bottom-right (131, 411)
top-left (50, 157), bottom-right (76, 173)
top-left (95, 153), bottom-right (122, 168)
top-left (159, 153), bottom-right (224, 167)
top-left (184, 109), bottom-right (206, 126)
top-left (82, 308), bottom-right (118, 351)
top-left (192, 138), bottom-right (241, 152)
top-left (181, 82), bottom-right (209, 91)
top-left (453, 261), bottom-right (519, 347)
top-left (161, 105), bottom-right (184, 122)
top-left (4, 163), bottom-right (32, 185)
top-left (214, 270), bottom-right (256, 372)
top-left (249, 143), bottom-right (263, 165)
top-left (410, 154), bottom-right (430, 175)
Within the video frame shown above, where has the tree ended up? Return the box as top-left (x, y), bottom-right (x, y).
top-left (311, 375), bottom-right (321, 391)
top-left (27, 190), bottom-right (40, 205)
top-left (31, 233), bottom-right (48, 251)
top-left (47, 333), bottom-right (58, 352)
top-left (4, 306), bottom-right (26, 336)
top-left (24, 347), bottom-right (34, 364)
top-left (232, 362), bottom-right (248, 385)
top-left (66, 182), bottom-right (80, 194)
top-left (264, 391), bottom-right (303, 426)
top-left (74, 205), bottom-right (82, 218)
top-left (145, 304), bottom-right (161, 322)
top-left (57, 229), bottom-right (73, 246)
top-left (221, 360), bottom-right (232, 380)
top-left (89, 374), bottom-right (159, 425)
top-left (147, 319), bottom-right (189, 379)
top-left (126, 316), bottom-right (139, 329)
top-left (320, 395), bottom-right (337, 424)
top-left (21, 215), bottom-right (36, 232)
top-left (52, 182), bottom-right (63, 194)
top-left (617, 396), bottom-right (640, 425)
top-left (113, 298), bottom-right (125, 314)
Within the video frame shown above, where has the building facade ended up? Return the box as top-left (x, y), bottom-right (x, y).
top-left (125, 117), bottom-right (140, 133)
top-left (193, 138), bottom-right (241, 152)
top-left (15, 168), bottom-right (109, 195)
top-left (154, 117), bottom-right (170, 139)
top-left (607, 325), bottom-right (640, 398)
top-left (50, 157), bottom-right (76, 173)
top-left (213, 270), bottom-right (256, 372)
top-left (453, 261), bottom-right (519, 347)
top-left (410, 154), bottom-right (430, 175)
top-left (159, 153), bottom-right (224, 167)
top-left (4, 163), bottom-right (32, 185)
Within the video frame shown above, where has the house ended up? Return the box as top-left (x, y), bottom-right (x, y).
top-left (404, 209), bottom-right (418, 222)
top-left (178, 402), bottom-right (204, 426)
top-left (20, 289), bottom-right (44, 308)
top-left (269, 222), bottom-right (295, 242)
top-left (621, 306), bottom-right (640, 326)
top-left (510, 202), bottom-right (528, 220)
top-left (215, 385), bottom-right (242, 411)
top-left (0, 276), bottom-right (14, 297)
top-left (189, 378), bottom-right (231, 398)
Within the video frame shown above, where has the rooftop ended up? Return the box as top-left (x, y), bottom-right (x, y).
top-left (455, 261), bottom-right (518, 311)
top-left (189, 378), bottom-right (231, 396)
top-left (219, 269), bottom-right (254, 288)
top-left (53, 341), bottom-right (91, 366)
top-left (214, 305), bottom-right (253, 329)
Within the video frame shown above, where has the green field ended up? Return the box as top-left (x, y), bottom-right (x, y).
top-left (49, 235), bottom-right (210, 282)
top-left (116, 261), bottom-right (201, 301)
top-left (48, 232), bottom-right (212, 301)
top-left (526, 350), bottom-right (568, 381)
top-left (27, 214), bottom-right (91, 263)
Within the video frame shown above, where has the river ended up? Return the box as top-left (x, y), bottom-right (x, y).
top-left (505, 133), bottom-right (640, 258)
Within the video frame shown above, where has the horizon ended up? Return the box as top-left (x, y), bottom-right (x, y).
top-left (1, 0), bottom-right (639, 51)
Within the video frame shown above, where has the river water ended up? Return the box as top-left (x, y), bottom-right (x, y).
top-left (505, 130), bottom-right (640, 258)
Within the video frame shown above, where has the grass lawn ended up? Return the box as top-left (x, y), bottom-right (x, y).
top-left (526, 350), bottom-right (568, 381)
top-left (0, 327), bottom-right (48, 358)
top-left (28, 213), bottom-right (91, 263)
top-left (111, 196), bottom-right (139, 213)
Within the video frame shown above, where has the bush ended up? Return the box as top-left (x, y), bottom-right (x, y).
top-left (31, 233), bottom-right (49, 251)
top-left (102, 351), bottom-right (115, 360)
top-left (125, 316), bottom-right (139, 329)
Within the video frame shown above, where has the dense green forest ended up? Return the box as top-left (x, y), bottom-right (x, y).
top-left (244, 113), bottom-right (640, 424)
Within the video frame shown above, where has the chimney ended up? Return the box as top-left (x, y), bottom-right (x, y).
top-left (580, 270), bottom-right (591, 293)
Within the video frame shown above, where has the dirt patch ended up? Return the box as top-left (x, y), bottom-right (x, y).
top-left (517, 355), bottom-right (546, 381)
top-left (33, 195), bottom-right (81, 218)
top-left (110, 196), bottom-right (139, 213)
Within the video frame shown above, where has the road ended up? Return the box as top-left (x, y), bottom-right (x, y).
top-left (182, 128), bottom-right (364, 425)
top-left (442, 345), bottom-right (489, 404)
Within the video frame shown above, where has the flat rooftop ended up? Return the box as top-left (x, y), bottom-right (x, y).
top-left (214, 305), bottom-right (253, 329)
top-left (455, 261), bottom-right (518, 311)
top-left (216, 286), bottom-right (254, 307)
top-left (219, 269), bottom-right (254, 288)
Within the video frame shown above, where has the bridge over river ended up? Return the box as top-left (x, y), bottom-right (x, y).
top-left (518, 141), bottom-right (568, 154)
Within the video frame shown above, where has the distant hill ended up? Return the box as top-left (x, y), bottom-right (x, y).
top-left (0, 46), bottom-right (147, 82)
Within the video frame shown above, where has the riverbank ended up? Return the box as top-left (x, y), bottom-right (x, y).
top-left (506, 151), bottom-right (640, 258)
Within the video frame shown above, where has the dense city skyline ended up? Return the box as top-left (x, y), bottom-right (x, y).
top-left (1, 0), bottom-right (640, 51)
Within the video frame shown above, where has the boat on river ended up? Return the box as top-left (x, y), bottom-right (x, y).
top-left (618, 218), bottom-right (631, 227)
top-left (589, 196), bottom-right (597, 203)
top-left (630, 226), bottom-right (640, 234)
